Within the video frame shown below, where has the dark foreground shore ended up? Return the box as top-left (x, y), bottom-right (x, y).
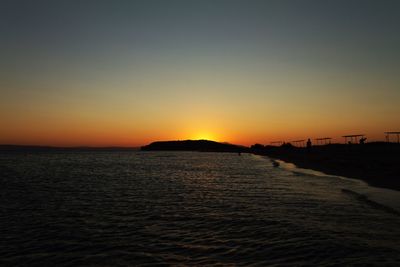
top-left (253, 142), bottom-right (400, 191)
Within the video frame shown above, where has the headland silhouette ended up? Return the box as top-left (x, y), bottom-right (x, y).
top-left (141, 140), bottom-right (248, 153)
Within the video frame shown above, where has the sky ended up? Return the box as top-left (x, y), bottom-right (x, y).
top-left (1, 0), bottom-right (399, 146)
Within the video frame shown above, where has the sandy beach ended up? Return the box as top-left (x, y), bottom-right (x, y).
top-left (253, 142), bottom-right (400, 191)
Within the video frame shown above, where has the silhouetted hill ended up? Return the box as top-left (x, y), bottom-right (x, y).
top-left (141, 140), bottom-right (248, 152)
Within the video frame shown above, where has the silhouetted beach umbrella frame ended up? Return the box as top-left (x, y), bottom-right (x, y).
top-left (315, 137), bottom-right (332, 145)
top-left (342, 134), bottom-right (365, 144)
top-left (385, 132), bottom-right (400, 143)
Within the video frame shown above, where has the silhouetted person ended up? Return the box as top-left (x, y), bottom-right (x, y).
top-left (359, 137), bottom-right (367, 145)
top-left (306, 138), bottom-right (312, 151)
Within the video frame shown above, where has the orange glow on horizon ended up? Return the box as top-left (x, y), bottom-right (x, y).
top-left (0, 127), bottom-right (391, 148)
top-left (0, 92), bottom-right (397, 147)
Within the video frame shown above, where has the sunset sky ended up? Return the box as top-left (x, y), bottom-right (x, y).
top-left (1, 0), bottom-right (399, 146)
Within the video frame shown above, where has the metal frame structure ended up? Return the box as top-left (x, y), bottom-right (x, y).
top-left (291, 140), bottom-right (306, 147)
top-left (270, 141), bottom-right (284, 146)
top-left (342, 134), bottom-right (365, 144)
top-left (315, 137), bottom-right (332, 145)
top-left (385, 132), bottom-right (400, 143)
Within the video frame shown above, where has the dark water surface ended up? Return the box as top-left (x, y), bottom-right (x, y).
top-left (1, 151), bottom-right (399, 266)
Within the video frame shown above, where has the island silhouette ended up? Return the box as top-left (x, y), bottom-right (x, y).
top-left (141, 139), bottom-right (248, 152)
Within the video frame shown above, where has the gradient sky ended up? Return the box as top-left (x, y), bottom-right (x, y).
top-left (1, 0), bottom-right (399, 146)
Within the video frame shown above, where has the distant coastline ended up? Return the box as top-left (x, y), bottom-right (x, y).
top-left (0, 145), bottom-right (139, 152)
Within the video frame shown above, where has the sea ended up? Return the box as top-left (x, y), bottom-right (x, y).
top-left (1, 151), bottom-right (400, 266)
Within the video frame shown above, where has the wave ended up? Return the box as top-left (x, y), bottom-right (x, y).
top-left (273, 159), bottom-right (353, 179)
top-left (268, 157), bottom-right (400, 215)
top-left (341, 189), bottom-right (400, 216)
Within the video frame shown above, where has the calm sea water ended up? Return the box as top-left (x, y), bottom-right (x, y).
top-left (1, 151), bottom-right (400, 266)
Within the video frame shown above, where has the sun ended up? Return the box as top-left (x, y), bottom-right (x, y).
top-left (191, 132), bottom-right (218, 141)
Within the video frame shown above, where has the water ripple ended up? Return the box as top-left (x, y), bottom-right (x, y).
top-left (1, 151), bottom-right (400, 266)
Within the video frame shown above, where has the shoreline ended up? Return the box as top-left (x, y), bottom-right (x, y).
top-left (253, 142), bottom-right (400, 191)
top-left (2, 142), bottom-right (399, 192)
